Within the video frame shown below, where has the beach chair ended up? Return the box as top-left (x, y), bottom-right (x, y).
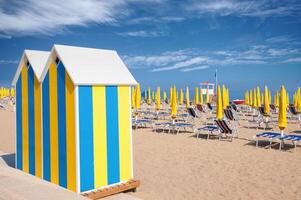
top-left (214, 119), bottom-right (237, 141)
top-left (270, 104), bottom-right (277, 114)
top-left (168, 122), bottom-right (194, 134)
top-left (132, 118), bottom-right (154, 129)
top-left (224, 108), bottom-right (238, 121)
top-left (254, 132), bottom-right (281, 148)
top-left (288, 104), bottom-right (301, 122)
top-left (154, 122), bottom-right (172, 133)
top-left (254, 132), bottom-right (301, 150)
top-left (195, 125), bottom-right (219, 139)
top-left (196, 104), bottom-right (206, 113)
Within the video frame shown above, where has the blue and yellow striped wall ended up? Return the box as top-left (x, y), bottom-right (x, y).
top-left (16, 64), bottom-right (42, 178)
top-left (78, 85), bottom-right (132, 192)
top-left (42, 61), bottom-right (76, 191)
top-left (16, 57), bottom-right (133, 193)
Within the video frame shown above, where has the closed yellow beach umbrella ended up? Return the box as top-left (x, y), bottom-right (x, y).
top-left (135, 84), bottom-right (141, 110)
top-left (222, 85), bottom-right (226, 109)
top-left (226, 88), bottom-right (230, 107)
top-left (147, 88), bottom-right (151, 105)
top-left (156, 87), bottom-right (161, 110)
top-left (206, 88), bottom-right (209, 103)
top-left (171, 86), bottom-right (177, 118)
top-left (278, 85), bottom-right (287, 136)
top-left (131, 87), bottom-right (136, 109)
top-left (163, 91), bottom-right (167, 102)
top-left (249, 90), bottom-right (253, 106)
top-left (264, 86), bottom-right (270, 115)
top-left (297, 87), bottom-right (301, 112)
top-left (257, 87), bottom-right (261, 106)
top-left (186, 87), bottom-right (190, 108)
top-left (169, 87), bottom-right (172, 105)
top-left (152, 91), bottom-right (155, 101)
top-left (245, 91), bottom-right (249, 105)
top-left (253, 89), bottom-right (257, 108)
top-left (194, 87), bottom-right (199, 105)
top-left (268, 90), bottom-right (271, 105)
top-left (179, 89), bottom-right (184, 105)
top-left (216, 85), bottom-right (223, 119)
top-left (199, 88), bottom-right (203, 105)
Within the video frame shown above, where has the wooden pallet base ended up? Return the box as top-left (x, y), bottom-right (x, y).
top-left (82, 179), bottom-right (140, 199)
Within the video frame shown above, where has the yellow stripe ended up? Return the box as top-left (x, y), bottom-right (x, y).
top-left (49, 63), bottom-right (59, 184)
top-left (92, 86), bottom-right (108, 188)
top-left (34, 76), bottom-right (42, 177)
top-left (21, 66), bottom-right (29, 173)
top-left (118, 86), bottom-right (132, 181)
top-left (65, 72), bottom-right (76, 192)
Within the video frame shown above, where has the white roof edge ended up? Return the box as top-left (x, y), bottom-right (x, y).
top-left (12, 49), bottom-right (50, 86)
top-left (40, 44), bottom-right (138, 86)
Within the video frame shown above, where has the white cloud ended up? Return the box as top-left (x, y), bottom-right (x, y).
top-left (152, 56), bottom-right (210, 72)
top-left (181, 65), bottom-right (209, 72)
top-left (117, 30), bottom-right (168, 37)
top-left (282, 57), bottom-right (301, 63)
top-left (123, 43), bottom-right (301, 72)
top-left (0, 0), bottom-right (129, 36)
top-left (0, 60), bottom-right (18, 64)
top-left (186, 0), bottom-right (301, 17)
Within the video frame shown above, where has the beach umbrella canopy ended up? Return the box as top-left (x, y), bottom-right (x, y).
top-left (264, 86), bottom-right (270, 115)
top-left (257, 87), bottom-right (261, 106)
top-left (226, 88), bottom-right (230, 107)
top-left (171, 86), bottom-right (177, 118)
top-left (179, 89), bottom-right (184, 105)
top-left (249, 90), bottom-right (253, 106)
top-left (169, 87), bottom-right (172, 105)
top-left (185, 87), bottom-right (190, 108)
top-left (194, 87), bottom-right (199, 105)
top-left (268, 90), bottom-right (271, 105)
top-left (147, 88), bottom-right (151, 105)
top-left (278, 85), bottom-right (287, 135)
top-left (156, 87), bottom-right (161, 110)
top-left (135, 84), bottom-right (141, 110)
top-left (206, 89), bottom-right (209, 103)
top-left (199, 88), bottom-right (203, 105)
top-left (253, 89), bottom-right (257, 108)
top-left (163, 91), bottom-right (167, 102)
top-left (216, 85), bottom-right (223, 119)
top-left (245, 91), bottom-right (249, 105)
top-left (275, 91), bottom-right (279, 107)
top-left (297, 87), bottom-right (301, 112)
top-left (222, 85), bottom-right (226, 109)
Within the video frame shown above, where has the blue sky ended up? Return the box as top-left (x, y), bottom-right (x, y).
top-left (0, 0), bottom-right (301, 98)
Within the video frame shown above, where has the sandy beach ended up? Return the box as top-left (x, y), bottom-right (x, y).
top-left (1, 103), bottom-right (301, 200)
top-left (129, 108), bottom-right (301, 200)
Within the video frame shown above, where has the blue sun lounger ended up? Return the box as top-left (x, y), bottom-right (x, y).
top-left (195, 125), bottom-right (219, 139)
top-left (255, 132), bottom-right (301, 150)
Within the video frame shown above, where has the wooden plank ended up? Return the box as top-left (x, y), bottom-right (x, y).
top-left (82, 179), bottom-right (140, 199)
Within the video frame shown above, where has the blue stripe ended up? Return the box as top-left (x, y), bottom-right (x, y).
top-left (16, 76), bottom-right (23, 170)
top-left (79, 86), bottom-right (94, 192)
top-left (57, 62), bottom-right (67, 188)
top-left (42, 73), bottom-right (50, 181)
top-left (106, 86), bottom-right (120, 185)
top-left (27, 66), bottom-right (35, 175)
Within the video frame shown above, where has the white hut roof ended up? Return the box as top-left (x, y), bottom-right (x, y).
top-left (12, 50), bottom-right (50, 86)
top-left (40, 44), bottom-right (137, 86)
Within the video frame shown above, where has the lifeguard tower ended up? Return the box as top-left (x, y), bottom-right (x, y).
top-left (199, 82), bottom-right (215, 96)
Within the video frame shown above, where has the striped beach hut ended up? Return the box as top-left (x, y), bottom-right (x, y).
top-left (40, 44), bottom-right (137, 193)
top-left (12, 50), bottom-right (50, 177)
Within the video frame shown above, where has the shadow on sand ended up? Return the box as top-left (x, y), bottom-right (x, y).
top-left (0, 153), bottom-right (15, 168)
